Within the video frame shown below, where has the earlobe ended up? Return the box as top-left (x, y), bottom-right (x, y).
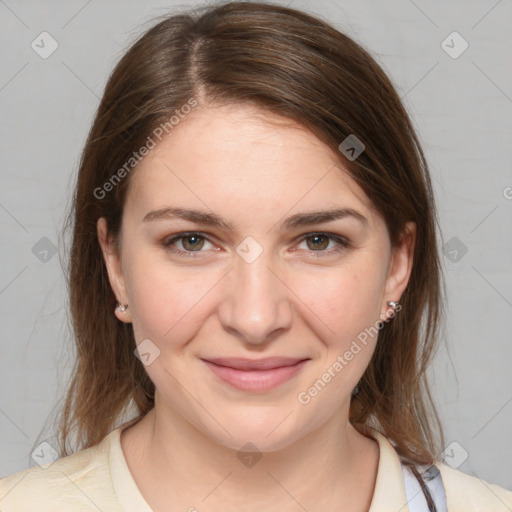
top-left (97, 217), bottom-right (132, 323)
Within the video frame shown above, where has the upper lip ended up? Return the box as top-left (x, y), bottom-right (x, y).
top-left (202, 357), bottom-right (308, 371)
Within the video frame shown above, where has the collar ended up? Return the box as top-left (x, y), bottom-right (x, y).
top-left (366, 427), bottom-right (411, 512)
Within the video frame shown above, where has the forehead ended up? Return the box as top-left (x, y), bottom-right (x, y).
top-left (125, 104), bottom-right (377, 225)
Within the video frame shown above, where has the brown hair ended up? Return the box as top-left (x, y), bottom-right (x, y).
top-left (59, 0), bottom-right (445, 470)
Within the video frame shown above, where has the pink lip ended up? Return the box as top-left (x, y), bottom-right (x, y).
top-left (201, 357), bottom-right (309, 392)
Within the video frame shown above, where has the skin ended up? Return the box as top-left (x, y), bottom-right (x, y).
top-left (97, 103), bottom-right (415, 512)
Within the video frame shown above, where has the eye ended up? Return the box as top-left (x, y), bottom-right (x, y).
top-left (295, 232), bottom-right (350, 255)
top-left (162, 232), bottom-right (215, 257)
top-left (162, 231), bottom-right (350, 259)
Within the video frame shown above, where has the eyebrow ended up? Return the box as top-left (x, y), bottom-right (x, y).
top-left (142, 206), bottom-right (368, 231)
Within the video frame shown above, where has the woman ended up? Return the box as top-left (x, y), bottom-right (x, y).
top-left (1, 2), bottom-right (511, 511)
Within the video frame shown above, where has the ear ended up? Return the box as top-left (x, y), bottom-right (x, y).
top-left (381, 221), bottom-right (416, 319)
top-left (97, 217), bottom-right (132, 323)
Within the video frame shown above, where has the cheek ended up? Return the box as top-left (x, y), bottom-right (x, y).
top-left (123, 253), bottom-right (218, 343)
top-left (291, 262), bottom-right (386, 405)
top-left (292, 258), bottom-right (386, 342)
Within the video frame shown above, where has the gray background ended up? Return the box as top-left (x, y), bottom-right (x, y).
top-left (1, 0), bottom-right (511, 491)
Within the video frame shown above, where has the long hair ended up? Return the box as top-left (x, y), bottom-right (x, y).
top-left (59, 0), bottom-right (445, 469)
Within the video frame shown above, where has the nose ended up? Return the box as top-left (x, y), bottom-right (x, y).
top-left (218, 249), bottom-right (293, 345)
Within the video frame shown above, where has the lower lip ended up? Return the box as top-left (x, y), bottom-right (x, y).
top-left (202, 360), bottom-right (309, 392)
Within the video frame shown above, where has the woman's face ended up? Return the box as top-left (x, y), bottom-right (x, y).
top-left (98, 103), bottom-right (414, 452)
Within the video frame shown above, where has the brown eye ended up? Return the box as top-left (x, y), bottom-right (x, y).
top-left (181, 234), bottom-right (205, 251)
top-left (296, 232), bottom-right (350, 256)
top-left (305, 234), bottom-right (330, 251)
top-left (163, 232), bottom-right (214, 256)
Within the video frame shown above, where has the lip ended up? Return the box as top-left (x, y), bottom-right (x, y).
top-left (201, 357), bottom-right (309, 392)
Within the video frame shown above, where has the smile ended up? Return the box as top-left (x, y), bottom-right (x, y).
top-left (201, 358), bottom-right (309, 392)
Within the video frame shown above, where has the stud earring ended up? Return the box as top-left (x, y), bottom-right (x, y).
top-left (387, 301), bottom-right (400, 309)
top-left (115, 302), bottom-right (128, 313)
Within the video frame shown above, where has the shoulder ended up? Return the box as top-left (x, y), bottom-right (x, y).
top-left (437, 462), bottom-right (512, 511)
top-left (0, 430), bottom-right (121, 512)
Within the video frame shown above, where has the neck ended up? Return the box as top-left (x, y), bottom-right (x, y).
top-left (121, 396), bottom-right (379, 512)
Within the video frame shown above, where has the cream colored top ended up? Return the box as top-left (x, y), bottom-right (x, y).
top-left (1, 422), bottom-right (511, 511)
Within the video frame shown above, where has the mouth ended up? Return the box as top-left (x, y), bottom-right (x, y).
top-left (200, 357), bottom-right (310, 392)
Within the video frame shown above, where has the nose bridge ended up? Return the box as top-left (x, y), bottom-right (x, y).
top-left (219, 242), bottom-right (292, 343)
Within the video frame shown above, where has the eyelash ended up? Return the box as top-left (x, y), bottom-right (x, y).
top-left (161, 231), bottom-right (350, 258)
